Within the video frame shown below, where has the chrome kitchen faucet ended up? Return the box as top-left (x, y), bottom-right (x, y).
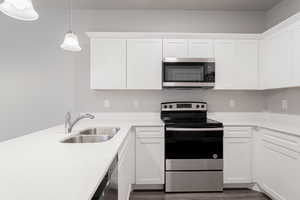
top-left (65, 112), bottom-right (95, 134)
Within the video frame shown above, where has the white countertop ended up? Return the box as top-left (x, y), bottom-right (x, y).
top-left (1, 112), bottom-right (300, 200)
top-left (0, 118), bottom-right (162, 200)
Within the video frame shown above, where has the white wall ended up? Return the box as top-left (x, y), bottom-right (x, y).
top-left (0, 9), bottom-right (75, 141)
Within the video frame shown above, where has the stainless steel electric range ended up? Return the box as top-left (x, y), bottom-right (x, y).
top-left (161, 102), bottom-right (224, 193)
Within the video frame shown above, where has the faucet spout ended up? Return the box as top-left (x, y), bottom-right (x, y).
top-left (65, 112), bottom-right (95, 134)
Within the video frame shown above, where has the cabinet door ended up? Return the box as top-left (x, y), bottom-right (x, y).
top-left (188, 39), bottom-right (214, 58)
top-left (224, 138), bottom-right (253, 184)
top-left (118, 132), bottom-right (135, 200)
top-left (257, 129), bottom-right (300, 200)
top-left (90, 39), bottom-right (126, 89)
top-left (214, 40), bottom-right (236, 89)
top-left (269, 29), bottom-right (292, 88)
top-left (235, 40), bottom-right (259, 89)
top-left (127, 39), bottom-right (162, 89)
top-left (290, 22), bottom-right (300, 87)
top-left (224, 128), bottom-right (253, 184)
top-left (136, 138), bottom-right (164, 184)
top-left (215, 40), bottom-right (259, 90)
top-left (163, 39), bottom-right (188, 57)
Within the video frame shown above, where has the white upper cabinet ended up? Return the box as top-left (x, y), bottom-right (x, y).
top-left (163, 39), bottom-right (214, 58)
top-left (163, 39), bottom-right (188, 57)
top-left (188, 39), bottom-right (214, 58)
top-left (290, 22), bottom-right (300, 87)
top-left (215, 40), bottom-right (259, 90)
top-left (260, 18), bottom-right (300, 89)
top-left (269, 29), bottom-right (291, 89)
top-left (235, 40), bottom-right (259, 89)
top-left (214, 40), bottom-right (236, 89)
top-left (90, 39), bottom-right (126, 89)
top-left (127, 39), bottom-right (163, 90)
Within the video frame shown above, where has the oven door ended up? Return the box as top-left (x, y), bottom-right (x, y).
top-left (165, 127), bottom-right (223, 170)
top-left (162, 59), bottom-right (215, 88)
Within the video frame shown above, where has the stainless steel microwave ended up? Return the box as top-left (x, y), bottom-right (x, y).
top-left (162, 58), bottom-right (215, 89)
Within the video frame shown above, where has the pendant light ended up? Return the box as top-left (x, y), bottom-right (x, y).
top-left (0, 0), bottom-right (39, 21)
top-left (61, 0), bottom-right (81, 52)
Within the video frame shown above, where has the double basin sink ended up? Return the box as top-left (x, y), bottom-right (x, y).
top-left (61, 127), bottom-right (120, 143)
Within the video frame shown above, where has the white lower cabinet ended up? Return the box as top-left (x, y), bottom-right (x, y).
top-left (135, 127), bottom-right (164, 185)
top-left (118, 129), bottom-right (135, 200)
top-left (224, 127), bottom-right (253, 185)
top-left (255, 129), bottom-right (300, 200)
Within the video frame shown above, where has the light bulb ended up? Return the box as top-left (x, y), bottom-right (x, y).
top-left (60, 31), bottom-right (82, 52)
top-left (0, 0), bottom-right (39, 21)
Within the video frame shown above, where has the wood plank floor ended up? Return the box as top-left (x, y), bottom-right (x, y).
top-left (130, 189), bottom-right (271, 200)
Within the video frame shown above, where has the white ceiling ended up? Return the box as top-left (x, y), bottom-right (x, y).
top-left (38, 0), bottom-right (282, 11)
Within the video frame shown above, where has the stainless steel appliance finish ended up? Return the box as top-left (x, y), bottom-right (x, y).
top-left (161, 102), bottom-right (224, 193)
top-left (162, 82), bottom-right (215, 88)
top-left (162, 58), bottom-right (215, 89)
top-left (166, 159), bottom-right (223, 171)
top-left (163, 58), bottom-right (215, 63)
top-left (92, 156), bottom-right (118, 200)
top-left (165, 171), bottom-right (223, 192)
top-left (161, 102), bottom-right (207, 111)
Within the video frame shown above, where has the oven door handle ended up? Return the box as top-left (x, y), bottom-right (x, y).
top-left (166, 128), bottom-right (223, 131)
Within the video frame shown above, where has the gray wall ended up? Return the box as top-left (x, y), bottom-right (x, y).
top-left (266, 0), bottom-right (300, 29)
top-left (0, 7), bottom-right (293, 142)
top-left (0, 9), bottom-right (75, 141)
top-left (74, 9), bottom-right (266, 34)
top-left (265, 88), bottom-right (300, 114)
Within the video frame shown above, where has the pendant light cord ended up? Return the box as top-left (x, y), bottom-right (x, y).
top-left (68, 0), bottom-right (73, 31)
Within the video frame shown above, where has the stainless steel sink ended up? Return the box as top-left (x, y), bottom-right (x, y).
top-left (61, 135), bottom-right (113, 143)
top-left (79, 127), bottom-right (120, 137)
top-left (61, 127), bottom-right (120, 143)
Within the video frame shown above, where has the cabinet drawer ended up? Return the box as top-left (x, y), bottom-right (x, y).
top-left (262, 129), bottom-right (300, 152)
top-left (224, 127), bottom-right (252, 138)
top-left (136, 127), bottom-right (164, 138)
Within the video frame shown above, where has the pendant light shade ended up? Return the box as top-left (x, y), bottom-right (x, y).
top-left (61, 31), bottom-right (81, 52)
top-left (0, 0), bottom-right (38, 21)
top-left (61, 0), bottom-right (81, 52)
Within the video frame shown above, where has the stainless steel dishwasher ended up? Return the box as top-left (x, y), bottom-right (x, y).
top-left (92, 156), bottom-right (118, 200)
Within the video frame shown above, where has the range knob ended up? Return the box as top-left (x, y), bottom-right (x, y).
top-left (169, 105), bottom-right (173, 109)
top-left (201, 104), bottom-right (205, 108)
top-left (163, 105), bottom-right (168, 109)
top-left (196, 105), bottom-right (200, 108)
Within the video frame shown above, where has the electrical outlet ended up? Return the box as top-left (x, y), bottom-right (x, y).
top-left (104, 99), bottom-right (111, 108)
top-left (229, 99), bottom-right (236, 108)
top-left (281, 100), bottom-right (288, 112)
top-left (133, 100), bottom-right (140, 109)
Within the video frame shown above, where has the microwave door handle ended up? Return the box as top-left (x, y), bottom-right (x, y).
top-left (166, 128), bottom-right (223, 131)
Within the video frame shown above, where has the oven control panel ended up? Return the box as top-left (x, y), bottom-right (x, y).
top-left (161, 102), bottom-right (207, 111)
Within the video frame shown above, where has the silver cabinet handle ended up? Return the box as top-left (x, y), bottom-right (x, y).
top-left (166, 128), bottom-right (223, 131)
